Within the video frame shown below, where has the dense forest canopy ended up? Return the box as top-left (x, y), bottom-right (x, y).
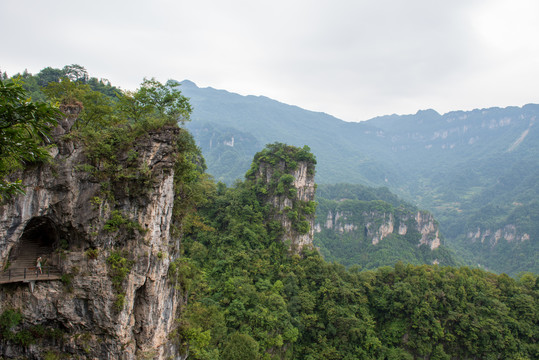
top-left (1, 65), bottom-right (537, 359)
top-left (180, 165), bottom-right (538, 359)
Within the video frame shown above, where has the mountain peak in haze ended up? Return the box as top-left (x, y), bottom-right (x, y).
top-left (415, 109), bottom-right (440, 117)
top-left (179, 79), bottom-right (197, 88)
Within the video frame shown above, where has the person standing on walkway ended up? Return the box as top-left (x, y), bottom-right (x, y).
top-left (36, 257), bottom-right (42, 275)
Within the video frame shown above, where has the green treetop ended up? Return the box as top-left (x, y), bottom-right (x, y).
top-left (0, 79), bottom-right (59, 200)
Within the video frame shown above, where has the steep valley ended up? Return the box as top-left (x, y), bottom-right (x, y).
top-left (0, 69), bottom-right (537, 359)
top-left (180, 80), bottom-right (539, 275)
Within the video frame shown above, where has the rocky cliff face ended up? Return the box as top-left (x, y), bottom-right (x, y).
top-left (413, 211), bottom-right (442, 250)
top-left (316, 207), bottom-right (441, 250)
top-left (257, 161), bottom-right (316, 251)
top-left (467, 224), bottom-right (530, 247)
top-left (0, 116), bottom-right (183, 359)
top-left (251, 145), bottom-right (316, 252)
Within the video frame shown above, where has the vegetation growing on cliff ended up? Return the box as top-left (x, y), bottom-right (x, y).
top-left (19, 66), bottom-right (203, 245)
top-left (0, 79), bottom-right (59, 200)
top-left (244, 142), bottom-right (316, 239)
top-left (246, 142), bottom-right (316, 181)
top-left (0, 309), bottom-right (65, 350)
top-left (314, 184), bottom-right (457, 269)
top-left (178, 145), bottom-right (537, 359)
top-left (0, 66), bottom-right (210, 357)
top-left (3, 66), bottom-right (537, 359)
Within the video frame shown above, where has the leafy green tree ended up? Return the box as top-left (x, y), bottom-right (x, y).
top-left (62, 64), bottom-right (89, 83)
top-left (44, 77), bottom-right (115, 127)
top-left (36, 67), bottom-right (65, 87)
top-left (118, 78), bottom-right (192, 125)
top-left (222, 333), bottom-right (259, 360)
top-left (44, 77), bottom-right (85, 108)
top-left (0, 79), bottom-right (59, 200)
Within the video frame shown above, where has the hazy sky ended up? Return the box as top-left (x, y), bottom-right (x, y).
top-left (2, 0), bottom-right (538, 122)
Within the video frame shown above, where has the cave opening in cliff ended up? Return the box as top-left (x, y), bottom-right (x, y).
top-left (9, 217), bottom-right (60, 266)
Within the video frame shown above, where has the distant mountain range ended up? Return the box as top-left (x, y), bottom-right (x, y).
top-left (177, 80), bottom-right (539, 275)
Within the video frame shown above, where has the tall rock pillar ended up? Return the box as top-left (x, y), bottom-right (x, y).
top-left (247, 143), bottom-right (317, 252)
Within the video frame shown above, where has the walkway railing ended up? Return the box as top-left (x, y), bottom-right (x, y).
top-left (0, 266), bottom-right (61, 284)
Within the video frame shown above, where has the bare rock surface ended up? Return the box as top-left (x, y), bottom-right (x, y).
top-left (256, 160), bottom-right (316, 252)
top-left (0, 119), bottom-right (183, 359)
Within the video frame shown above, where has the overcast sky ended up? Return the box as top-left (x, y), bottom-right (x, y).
top-left (2, 0), bottom-right (539, 122)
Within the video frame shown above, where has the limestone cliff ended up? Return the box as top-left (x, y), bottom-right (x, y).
top-left (467, 224), bottom-right (530, 247)
top-left (248, 143), bottom-right (316, 252)
top-left (0, 114), bottom-right (184, 359)
top-left (312, 189), bottom-right (454, 269)
top-left (316, 206), bottom-right (441, 250)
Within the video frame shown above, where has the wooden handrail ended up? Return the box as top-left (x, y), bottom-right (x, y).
top-left (0, 266), bottom-right (61, 284)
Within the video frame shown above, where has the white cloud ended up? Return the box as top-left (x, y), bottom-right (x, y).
top-left (1, 0), bottom-right (538, 121)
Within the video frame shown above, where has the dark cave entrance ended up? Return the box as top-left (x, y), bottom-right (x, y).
top-left (9, 217), bottom-right (60, 268)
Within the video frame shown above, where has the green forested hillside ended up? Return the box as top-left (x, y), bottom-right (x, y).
top-left (314, 184), bottom-right (458, 269)
top-left (6, 68), bottom-right (538, 275)
top-left (178, 145), bottom-right (538, 359)
top-left (316, 183), bottom-right (411, 207)
top-left (179, 80), bottom-right (539, 275)
top-left (180, 79), bottom-right (379, 186)
top-left (2, 67), bottom-right (538, 359)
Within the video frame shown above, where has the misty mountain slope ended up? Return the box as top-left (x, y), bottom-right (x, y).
top-left (179, 80), bottom-right (384, 185)
top-left (177, 80), bottom-right (539, 275)
top-left (363, 105), bottom-right (539, 274)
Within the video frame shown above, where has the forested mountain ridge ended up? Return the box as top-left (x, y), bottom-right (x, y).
top-left (0, 66), bottom-right (538, 359)
top-left (314, 184), bottom-right (458, 269)
top-left (179, 80), bottom-right (539, 275)
top-left (179, 79), bottom-right (356, 186)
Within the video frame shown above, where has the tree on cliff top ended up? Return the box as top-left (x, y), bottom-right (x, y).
top-left (245, 142), bottom-right (316, 181)
top-left (118, 78), bottom-right (192, 125)
top-left (0, 79), bottom-right (59, 200)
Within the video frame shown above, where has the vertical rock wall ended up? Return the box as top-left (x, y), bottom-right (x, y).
top-left (0, 119), bottom-right (183, 359)
top-left (256, 158), bottom-right (316, 252)
top-left (317, 207), bottom-right (441, 250)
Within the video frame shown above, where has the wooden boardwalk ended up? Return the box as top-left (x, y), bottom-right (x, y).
top-left (0, 267), bottom-right (61, 284)
top-left (1, 231), bottom-right (64, 285)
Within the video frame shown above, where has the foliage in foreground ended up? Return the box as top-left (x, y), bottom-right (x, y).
top-left (178, 146), bottom-right (538, 359)
top-left (0, 79), bottom-right (59, 200)
top-left (4, 66), bottom-right (537, 359)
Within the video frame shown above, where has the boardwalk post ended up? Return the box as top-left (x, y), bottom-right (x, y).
top-left (8, 269), bottom-right (11, 280)
top-left (24, 268), bottom-right (26, 280)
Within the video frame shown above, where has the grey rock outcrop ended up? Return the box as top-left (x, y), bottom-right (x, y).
top-left (252, 145), bottom-right (317, 252)
top-left (317, 207), bottom-right (441, 250)
top-left (0, 116), bottom-right (183, 359)
top-left (260, 161), bottom-right (315, 251)
top-left (467, 224), bottom-right (530, 247)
